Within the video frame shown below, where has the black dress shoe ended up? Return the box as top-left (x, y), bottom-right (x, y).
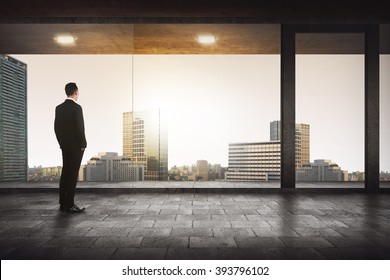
top-left (66, 205), bottom-right (85, 213)
top-left (59, 205), bottom-right (68, 211)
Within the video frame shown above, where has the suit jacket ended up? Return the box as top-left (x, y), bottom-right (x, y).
top-left (54, 99), bottom-right (87, 150)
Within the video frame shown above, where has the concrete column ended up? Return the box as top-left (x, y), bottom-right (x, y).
top-left (365, 24), bottom-right (380, 191)
top-left (281, 25), bottom-right (296, 188)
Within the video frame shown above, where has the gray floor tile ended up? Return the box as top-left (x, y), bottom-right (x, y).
top-left (141, 237), bottom-right (189, 248)
top-left (190, 237), bottom-right (237, 248)
top-left (193, 209), bottom-right (225, 215)
top-left (194, 221), bottom-right (231, 228)
top-left (212, 228), bottom-right (256, 238)
top-left (177, 214), bottom-right (211, 221)
top-left (85, 227), bottom-right (133, 236)
top-left (160, 209), bottom-right (192, 215)
top-left (5, 220), bottom-right (45, 228)
top-left (235, 237), bottom-right (286, 248)
top-left (140, 215), bottom-right (177, 221)
top-left (4, 247), bottom-right (67, 260)
top-left (166, 248), bottom-right (218, 260)
top-left (280, 237), bottom-right (335, 248)
top-left (154, 221), bottom-right (192, 228)
top-left (129, 228), bottom-right (172, 237)
top-left (170, 228), bottom-right (213, 237)
top-left (103, 214), bottom-right (141, 221)
top-left (111, 248), bottom-right (167, 260)
top-left (92, 236), bottom-right (143, 248)
top-left (231, 221), bottom-right (270, 228)
top-left (317, 247), bottom-right (383, 260)
top-left (44, 236), bottom-right (98, 248)
top-left (75, 220), bottom-right (118, 228)
top-left (293, 228), bottom-right (343, 237)
top-left (217, 248), bottom-right (273, 259)
top-left (115, 220), bottom-right (155, 228)
top-left (324, 236), bottom-right (379, 248)
top-left (0, 227), bottom-right (49, 237)
top-left (62, 248), bottom-right (116, 260)
top-left (334, 228), bottom-right (386, 237)
top-left (42, 227), bottom-right (92, 237)
top-left (268, 248), bottom-right (326, 259)
top-left (212, 214), bottom-right (247, 221)
top-left (0, 236), bottom-right (53, 248)
top-left (252, 227), bottom-right (299, 237)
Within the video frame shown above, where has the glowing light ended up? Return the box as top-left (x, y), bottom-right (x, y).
top-left (54, 35), bottom-right (76, 45)
top-left (197, 35), bottom-right (216, 45)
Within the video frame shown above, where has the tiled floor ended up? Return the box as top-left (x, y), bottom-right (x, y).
top-left (1, 190), bottom-right (390, 259)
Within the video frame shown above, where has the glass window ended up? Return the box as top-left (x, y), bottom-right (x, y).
top-left (295, 33), bottom-right (365, 187)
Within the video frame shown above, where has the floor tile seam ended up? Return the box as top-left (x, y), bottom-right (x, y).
top-left (76, 220), bottom-right (119, 228)
top-left (250, 227), bottom-right (259, 237)
top-left (108, 247), bottom-right (119, 259)
top-left (331, 227), bottom-right (366, 238)
top-left (88, 236), bottom-right (100, 248)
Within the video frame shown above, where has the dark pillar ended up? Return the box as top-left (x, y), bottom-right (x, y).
top-left (365, 24), bottom-right (380, 191)
top-left (281, 25), bottom-right (296, 188)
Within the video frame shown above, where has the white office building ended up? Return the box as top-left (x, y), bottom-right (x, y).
top-left (85, 152), bottom-right (144, 182)
top-left (226, 121), bottom-right (310, 182)
top-left (296, 159), bottom-right (348, 181)
top-left (226, 142), bottom-right (281, 181)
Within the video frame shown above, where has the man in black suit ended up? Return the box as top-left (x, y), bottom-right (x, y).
top-left (54, 82), bottom-right (87, 213)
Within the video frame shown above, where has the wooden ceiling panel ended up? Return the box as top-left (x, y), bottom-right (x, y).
top-left (0, 24), bottom-right (134, 54)
top-left (0, 24), bottom-right (389, 54)
top-left (134, 24), bottom-right (279, 54)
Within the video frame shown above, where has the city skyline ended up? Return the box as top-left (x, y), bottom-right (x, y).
top-left (10, 54), bottom-right (390, 174)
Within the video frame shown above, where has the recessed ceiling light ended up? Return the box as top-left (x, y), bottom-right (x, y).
top-left (197, 35), bottom-right (216, 45)
top-left (54, 35), bottom-right (77, 45)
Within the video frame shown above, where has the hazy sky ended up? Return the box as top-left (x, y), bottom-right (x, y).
top-left (12, 54), bottom-right (390, 172)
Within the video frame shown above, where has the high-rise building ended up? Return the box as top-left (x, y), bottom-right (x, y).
top-left (226, 121), bottom-right (310, 181)
top-left (296, 159), bottom-right (348, 181)
top-left (0, 55), bottom-right (28, 181)
top-left (270, 120), bottom-right (310, 169)
top-left (295, 123), bottom-right (310, 170)
top-left (226, 142), bottom-right (281, 181)
top-left (195, 160), bottom-right (209, 181)
top-left (85, 152), bottom-right (144, 182)
top-left (123, 109), bottom-right (168, 181)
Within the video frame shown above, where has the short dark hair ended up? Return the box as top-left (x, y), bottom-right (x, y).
top-left (65, 82), bottom-right (78, 96)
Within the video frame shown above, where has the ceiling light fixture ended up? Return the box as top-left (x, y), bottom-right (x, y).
top-left (197, 35), bottom-right (216, 45)
top-left (54, 35), bottom-right (77, 45)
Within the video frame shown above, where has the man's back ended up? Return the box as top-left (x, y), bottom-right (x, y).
top-left (54, 99), bottom-right (87, 150)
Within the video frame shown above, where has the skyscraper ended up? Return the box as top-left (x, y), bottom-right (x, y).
top-left (270, 120), bottom-right (310, 169)
top-left (0, 55), bottom-right (28, 181)
top-left (123, 109), bottom-right (168, 181)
